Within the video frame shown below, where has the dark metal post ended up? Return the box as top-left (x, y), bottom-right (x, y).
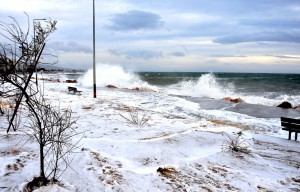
top-left (93, 0), bottom-right (97, 98)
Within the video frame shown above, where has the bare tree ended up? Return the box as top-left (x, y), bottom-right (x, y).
top-left (0, 13), bottom-right (57, 133)
top-left (26, 93), bottom-right (79, 182)
top-left (0, 14), bottom-right (80, 190)
top-left (23, 96), bottom-right (80, 191)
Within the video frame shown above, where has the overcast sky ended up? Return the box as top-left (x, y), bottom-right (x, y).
top-left (1, 0), bottom-right (300, 73)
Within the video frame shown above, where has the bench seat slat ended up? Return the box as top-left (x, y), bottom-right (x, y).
top-left (281, 122), bottom-right (300, 129)
top-left (282, 127), bottom-right (300, 132)
top-left (281, 117), bottom-right (300, 141)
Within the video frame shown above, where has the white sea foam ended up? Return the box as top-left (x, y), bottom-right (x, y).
top-left (165, 73), bottom-right (300, 107)
top-left (166, 73), bottom-right (235, 99)
top-left (78, 63), bottom-right (157, 90)
top-left (78, 67), bottom-right (300, 107)
top-left (240, 94), bottom-right (300, 107)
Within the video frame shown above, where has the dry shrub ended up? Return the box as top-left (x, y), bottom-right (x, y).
top-left (120, 108), bottom-right (151, 127)
top-left (222, 132), bottom-right (251, 155)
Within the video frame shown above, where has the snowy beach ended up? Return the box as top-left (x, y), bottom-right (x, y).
top-left (2, 0), bottom-right (300, 190)
top-left (1, 70), bottom-right (300, 191)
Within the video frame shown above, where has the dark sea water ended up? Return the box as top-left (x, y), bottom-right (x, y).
top-left (136, 72), bottom-right (300, 106)
top-left (138, 72), bottom-right (300, 96)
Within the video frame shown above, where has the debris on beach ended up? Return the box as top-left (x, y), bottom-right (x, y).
top-left (82, 106), bottom-right (92, 110)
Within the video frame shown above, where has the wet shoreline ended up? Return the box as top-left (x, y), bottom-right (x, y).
top-left (181, 96), bottom-right (300, 118)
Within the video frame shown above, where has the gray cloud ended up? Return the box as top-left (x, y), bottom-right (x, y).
top-left (241, 18), bottom-right (300, 29)
top-left (107, 10), bottom-right (164, 31)
top-left (46, 41), bottom-right (92, 53)
top-left (170, 52), bottom-right (186, 57)
top-left (266, 54), bottom-right (300, 59)
top-left (108, 49), bottom-right (163, 60)
top-left (2, 0), bottom-right (300, 73)
top-left (214, 31), bottom-right (300, 44)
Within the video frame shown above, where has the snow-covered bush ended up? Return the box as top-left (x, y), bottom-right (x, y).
top-left (222, 132), bottom-right (251, 154)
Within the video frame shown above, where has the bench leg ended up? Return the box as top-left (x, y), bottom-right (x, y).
top-left (288, 131), bottom-right (291, 140)
top-left (296, 132), bottom-right (298, 141)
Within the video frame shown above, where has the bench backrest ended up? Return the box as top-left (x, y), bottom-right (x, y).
top-left (68, 86), bottom-right (77, 90)
top-left (281, 117), bottom-right (300, 130)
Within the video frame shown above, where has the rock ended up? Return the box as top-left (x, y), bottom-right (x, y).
top-left (223, 97), bottom-right (232, 101)
top-left (277, 101), bottom-right (293, 109)
top-left (132, 87), bottom-right (140, 91)
top-left (223, 97), bottom-right (245, 103)
top-left (106, 84), bottom-right (118, 89)
top-left (231, 98), bottom-right (245, 103)
top-left (157, 166), bottom-right (176, 178)
top-left (65, 79), bottom-right (77, 83)
top-left (293, 105), bottom-right (300, 110)
top-left (51, 79), bottom-right (60, 82)
top-left (123, 87), bottom-right (156, 92)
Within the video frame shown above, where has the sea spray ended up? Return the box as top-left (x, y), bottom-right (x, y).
top-left (78, 63), bottom-right (157, 90)
top-left (240, 94), bottom-right (300, 107)
top-left (78, 69), bottom-right (300, 107)
top-left (167, 73), bottom-right (235, 99)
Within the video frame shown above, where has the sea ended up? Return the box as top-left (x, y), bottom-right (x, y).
top-left (73, 64), bottom-right (300, 108)
top-left (138, 72), bottom-right (300, 106)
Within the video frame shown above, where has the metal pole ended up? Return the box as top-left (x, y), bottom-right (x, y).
top-left (14, 42), bottom-right (16, 64)
top-left (33, 20), bottom-right (37, 85)
top-left (93, 0), bottom-right (97, 98)
top-left (3, 44), bottom-right (11, 71)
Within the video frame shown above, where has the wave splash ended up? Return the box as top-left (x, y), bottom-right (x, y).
top-left (167, 73), bottom-right (235, 99)
top-left (79, 67), bottom-right (300, 107)
top-left (168, 73), bottom-right (300, 107)
top-left (79, 63), bottom-right (156, 90)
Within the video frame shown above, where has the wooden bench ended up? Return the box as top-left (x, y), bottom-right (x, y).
top-left (281, 117), bottom-right (300, 141)
top-left (68, 86), bottom-right (82, 95)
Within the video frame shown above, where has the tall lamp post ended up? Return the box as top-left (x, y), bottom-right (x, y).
top-left (33, 18), bottom-right (46, 85)
top-left (3, 44), bottom-right (11, 71)
top-left (93, 0), bottom-right (97, 98)
top-left (3, 44), bottom-right (11, 57)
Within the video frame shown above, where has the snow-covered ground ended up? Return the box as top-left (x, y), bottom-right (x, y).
top-left (1, 78), bottom-right (300, 191)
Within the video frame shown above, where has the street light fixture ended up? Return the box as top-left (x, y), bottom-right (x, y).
top-left (3, 44), bottom-right (11, 72)
top-left (3, 44), bottom-right (13, 62)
